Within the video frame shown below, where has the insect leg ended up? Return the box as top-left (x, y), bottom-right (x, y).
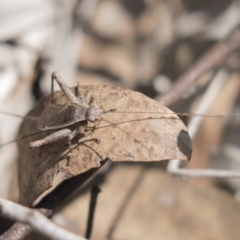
top-left (29, 129), bottom-right (72, 148)
top-left (67, 129), bottom-right (78, 152)
top-left (51, 73), bottom-right (54, 104)
top-left (76, 82), bottom-right (86, 105)
top-left (51, 72), bottom-right (78, 104)
top-left (78, 126), bottom-right (100, 143)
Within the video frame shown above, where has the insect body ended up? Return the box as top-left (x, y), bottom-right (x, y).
top-left (29, 72), bottom-right (102, 149)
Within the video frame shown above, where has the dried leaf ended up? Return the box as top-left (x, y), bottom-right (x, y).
top-left (18, 85), bottom-right (191, 206)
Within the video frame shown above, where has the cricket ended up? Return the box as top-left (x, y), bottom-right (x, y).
top-left (30, 72), bottom-right (102, 149)
top-left (10, 72), bottom-right (115, 150)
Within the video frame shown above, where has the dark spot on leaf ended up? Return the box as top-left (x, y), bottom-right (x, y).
top-left (177, 130), bottom-right (192, 161)
top-left (124, 152), bottom-right (134, 158)
top-left (134, 139), bottom-right (141, 144)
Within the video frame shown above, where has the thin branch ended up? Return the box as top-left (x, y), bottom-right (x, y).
top-left (0, 222), bottom-right (31, 240)
top-left (167, 68), bottom-right (240, 178)
top-left (0, 197), bottom-right (86, 240)
top-left (156, 25), bottom-right (240, 107)
top-left (167, 167), bottom-right (240, 178)
top-left (107, 166), bottom-right (146, 239)
top-left (85, 185), bottom-right (101, 239)
top-left (0, 209), bottom-right (51, 240)
top-left (167, 68), bottom-right (228, 173)
top-left (186, 68), bottom-right (229, 138)
top-left (2, 167), bottom-right (101, 240)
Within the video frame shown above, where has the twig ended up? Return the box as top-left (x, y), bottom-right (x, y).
top-left (107, 166), bottom-right (146, 239)
top-left (167, 68), bottom-right (240, 178)
top-left (156, 24), bottom-right (240, 107)
top-left (0, 197), bottom-right (86, 240)
top-left (187, 68), bottom-right (229, 138)
top-left (1, 167), bottom-right (101, 240)
top-left (167, 167), bottom-right (240, 178)
top-left (0, 209), bottom-right (52, 240)
top-left (85, 185), bottom-right (101, 239)
top-left (0, 222), bottom-right (31, 240)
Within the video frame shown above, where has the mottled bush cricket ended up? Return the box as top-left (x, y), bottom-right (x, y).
top-left (1, 72), bottom-right (114, 150)
top-left (29, 72), bottom-right (103, 149)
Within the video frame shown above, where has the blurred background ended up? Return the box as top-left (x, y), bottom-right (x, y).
top-left (1, 0), bottom-right (240, 239)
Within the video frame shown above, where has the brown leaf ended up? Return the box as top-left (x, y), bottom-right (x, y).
top-left (18, 85), bottom-right (191, 206)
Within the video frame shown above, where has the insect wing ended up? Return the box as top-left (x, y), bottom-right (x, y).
top-left (38, 103), bottom-right (86, 130)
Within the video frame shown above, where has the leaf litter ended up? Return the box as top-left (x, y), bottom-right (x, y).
top-left (12, 85), bottom-right (192, 206)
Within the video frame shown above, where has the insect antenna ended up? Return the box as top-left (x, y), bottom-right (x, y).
top-left (108, 111), bottom-right (240, 119)
top-left (0, 110), bottom-right (38, 121)
top-left (102, 108), bottom-right (117, 115)
top-left (0, 131), bottom-right (43, 148)
top-left (99, 117), bottom-right (158, 153)
top-left (0, 110), bottom-right (40, 148)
